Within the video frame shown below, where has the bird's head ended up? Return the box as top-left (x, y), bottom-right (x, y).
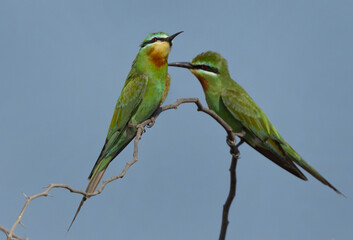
top-left (139, 31), bottom-right (183, 68)
top-left (169, 51), bottom-right (229, 91)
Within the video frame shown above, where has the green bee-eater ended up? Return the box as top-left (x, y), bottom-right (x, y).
top-left (169, 51), bottom-right (341, 194)
top-left (69, 31), bottom-right (183, 229)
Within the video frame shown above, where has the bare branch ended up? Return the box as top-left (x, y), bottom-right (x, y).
top-left (154, 98), bottom-right (242, 240)
top-left (0, 225), bottom-right (27, 240)
top-left (2, 98), bottom-right (241, 240)
top-left (219, 151), bottom-right (240, 240)
top-left (5, 121), bottom-right (149, 240)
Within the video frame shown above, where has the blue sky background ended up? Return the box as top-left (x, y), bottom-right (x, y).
top-left (1, 0), bottom-right (352, 239)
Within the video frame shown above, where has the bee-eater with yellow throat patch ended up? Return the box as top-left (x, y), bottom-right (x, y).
top-left (169, 51), bottom-right (341, 194)
top-left (69, 31), bottom-right (183, 229)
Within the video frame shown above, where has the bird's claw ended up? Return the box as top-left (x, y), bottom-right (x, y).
top-left (235, 129), bottom-right (246, 138)
top-left (147, 117), bottom-right (156, 128)
top-left (226, 137), bottom-right (236, 147)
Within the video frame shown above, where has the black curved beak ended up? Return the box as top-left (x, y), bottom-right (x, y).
top-left (168, 62), bottom-right (194, 69)
top-left (166, 31), bottom-right (183, 46)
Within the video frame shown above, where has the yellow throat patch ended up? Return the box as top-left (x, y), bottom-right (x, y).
top-left (147, 42), bottom-right (170, 68)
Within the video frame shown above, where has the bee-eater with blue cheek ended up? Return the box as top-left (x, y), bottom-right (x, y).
top-left (69, 31), bottom-right (183, 229)
top-left (169, 51), bottom-right (341, 195)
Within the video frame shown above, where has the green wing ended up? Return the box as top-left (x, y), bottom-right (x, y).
top-left (88, 74), bottom-right (148, 179)
top-left (221, 88), bottom-right (278, 142)
top-left (221, 87), bottom-right (342, 194)
top-left (107, 75), bottom-right (148, 138)
top-left (221, 87), bottom-right (309, 180)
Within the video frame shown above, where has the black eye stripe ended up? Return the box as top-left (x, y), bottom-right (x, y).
top-left (194, 64), bottom-right (219, 74)
top-left (140, 37), bottom-right (167, 48)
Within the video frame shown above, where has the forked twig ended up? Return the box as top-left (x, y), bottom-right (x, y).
top-left (0, 225), bottom-right (26, 240)
top-left (1, 98), bottom-right (241, 240)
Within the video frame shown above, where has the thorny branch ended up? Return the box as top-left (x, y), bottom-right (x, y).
top-left (1, 98), bottom-right (241, 240)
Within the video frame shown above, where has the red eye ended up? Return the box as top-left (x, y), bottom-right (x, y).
top-left (201, 65), bottom-right (208, 70)
top-left (151, 37), bottom-right (157, 42)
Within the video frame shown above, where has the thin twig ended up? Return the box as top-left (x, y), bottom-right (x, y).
top-left (5, 121), bottom-right (149, 240)
top-left (0, 225), bottom-right (27, 240)
top-left (219, 143), bottom-right (241, 240)
top-left (157, 97), bottom-right (242, 240)
top-left (2, 98), bottom-right (241, 240)
top-left (218, 131), bottom-right (245, 240)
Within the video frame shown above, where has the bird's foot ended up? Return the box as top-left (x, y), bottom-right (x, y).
top-left (235, 129), bottom-right (246, 138)
top-left (226, 137), bottom-right (236, 147)
top-left (127, 122), bottom-right (137, 128)
top-left (147, 117), bottom-right (156, 128)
